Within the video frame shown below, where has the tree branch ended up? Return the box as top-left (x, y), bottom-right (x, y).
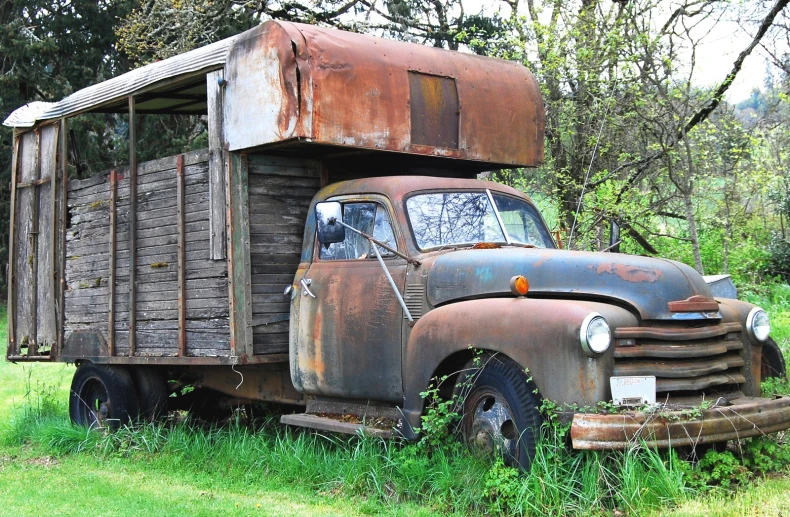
top-left (676, 0), bottom-right (790, 141)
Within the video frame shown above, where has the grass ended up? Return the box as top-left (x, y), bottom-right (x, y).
top-left (3, 286), bottom-right (790, 515)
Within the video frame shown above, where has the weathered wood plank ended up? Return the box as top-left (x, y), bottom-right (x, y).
top-left (58, 118), bottom-right (69, 356)
top-left (250, 253), bottom-right (303, 266)
top-left (248, 196), bottom-right (314, 215)
top-left (248, 154), bottom-right (320, 170)
top-left (68, 305), bottom-right (227, 324)
top-left (228, 152), bottom-right (253, 357)
top-left (251, 282), bottom-right (294, 295)
top-left (14, 131), bottom-right (38, 352)
top-left (248, 213), bottom-right (307, 226)
top-left (177, 154), bottom-right (187, 356)
top-left (67, 235), bottom-right (209, 258)
top-left (36, 124), bottom-right (58, 351)
top-left (252, 302), bottom-right (290, 314)
top-left (252, 342), bottom-right (288, 355)
top-left (128, 95), bottom-right (137, 355)
top-left (248, 183), bottom-right (320, 198)
top-left (68, 149), bottom-right (210, 192)
top-left (70, 189), bottom-right (208, 218)
top-left (66, 277), bottom-right (226, 298)
top-left (67, 162), bottom-right (208, 203)
top-left (207, 70), bottom-right (227, 260)
top-left (248, 174), bottom-right (321, 188)
top-left (108, 171), bottom-right (118, 355)
top-left (69, 175), bottom-right (209, 208)
top-left (67, 222), bottom-right (210, 248)
top-left (69, 263), bottom-right (227, 284)
top-left (66, 284), bottom-right (228, 306)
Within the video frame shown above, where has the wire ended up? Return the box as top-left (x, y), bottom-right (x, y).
top-left (567, 78), bottom-right (619, 249)
top-left (231, 357), bottom-right (243, 390)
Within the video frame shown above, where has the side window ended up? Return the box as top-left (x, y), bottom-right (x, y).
top-left (319, 202), bottom-right (397, 260)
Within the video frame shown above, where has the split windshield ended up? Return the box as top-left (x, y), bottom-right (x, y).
top-left (406, 191), bottom-right (555, 250)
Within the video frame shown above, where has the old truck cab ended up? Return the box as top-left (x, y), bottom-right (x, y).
top-left (283, 176), bottom-right (790, 469)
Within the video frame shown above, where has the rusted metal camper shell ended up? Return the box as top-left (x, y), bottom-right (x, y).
top-left (223, 22), bottom-right (544, 167)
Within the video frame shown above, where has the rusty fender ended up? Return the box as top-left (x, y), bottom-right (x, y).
top-left (400, 297), bottom-right (638, 439)
top-left (717, 297), bottom-right (765, 396)
top-left (571, 396), bottom-right (790, 449)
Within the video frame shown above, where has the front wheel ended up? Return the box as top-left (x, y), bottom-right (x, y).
top-left (455, 354), bottom-right (542, 471)
top-left (69, 363), bottom-right (139, 429)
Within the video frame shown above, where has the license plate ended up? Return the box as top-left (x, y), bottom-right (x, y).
top-left (610, 376), bottom-right (656, 406)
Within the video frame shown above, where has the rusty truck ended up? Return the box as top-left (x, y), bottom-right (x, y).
top-left (5, 21), bottom-right (790, 470)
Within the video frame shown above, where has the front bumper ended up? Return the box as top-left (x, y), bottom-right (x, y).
top-left (571, 396), bottom-right (790, 449)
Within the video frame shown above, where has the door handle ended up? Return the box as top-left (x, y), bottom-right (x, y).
top-left (300, 278), bottom-right (316, 298)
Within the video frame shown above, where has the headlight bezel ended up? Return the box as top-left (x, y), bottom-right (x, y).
top-left (580, 312), bottom-right (612, 357)
top-left (746, 307), bottom-right (770, 344)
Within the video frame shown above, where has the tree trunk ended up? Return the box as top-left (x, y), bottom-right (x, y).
top-left (683, 192), bottom-right (704, 275)
top-left (722, 192), bottom-right (731, 274)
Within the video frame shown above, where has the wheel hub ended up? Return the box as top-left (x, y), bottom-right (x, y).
top-left (468, 390), bottom-right (519, 463)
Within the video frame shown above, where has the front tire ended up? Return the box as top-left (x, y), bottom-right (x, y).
top-left (69, 363), bottom-right (139, 429)
top-left (455, 354), bottom-right (542, 471)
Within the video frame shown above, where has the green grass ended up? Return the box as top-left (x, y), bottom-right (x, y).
top-left (3, 287), bottom-right (790, 516)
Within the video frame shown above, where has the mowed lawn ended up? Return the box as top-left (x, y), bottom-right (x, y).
top-left (0, 322), bottom-right (435, 516)
top-left (1, 307), bottom-right (790, 516)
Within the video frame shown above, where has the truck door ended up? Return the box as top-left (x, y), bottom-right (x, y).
top-left (8, 123), bottom-right (64, 359)
top-left (296, 199), bottom-right (406, 403)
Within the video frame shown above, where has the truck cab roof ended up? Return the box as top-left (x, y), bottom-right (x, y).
top-left (315, 176), bottom-right (537, 204)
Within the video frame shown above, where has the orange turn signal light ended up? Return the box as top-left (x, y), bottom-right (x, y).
top-left (510, 275), bottom-right (529, 297)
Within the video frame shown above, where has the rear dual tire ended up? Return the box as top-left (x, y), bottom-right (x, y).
top-left (69, 363), bottom-right (168, 428)
top-left (69, 363), bottom-right (139, 429)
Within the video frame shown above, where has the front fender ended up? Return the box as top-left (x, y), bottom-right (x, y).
top-left (401, 297), bottom-right (638, 437)
top-left (717, 297), bottom-right (764, 395)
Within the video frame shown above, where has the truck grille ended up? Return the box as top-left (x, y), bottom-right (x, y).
top-left (403, 284), bottom-right (425, 321)
top-left (613, 322), bottom-right (745, 396)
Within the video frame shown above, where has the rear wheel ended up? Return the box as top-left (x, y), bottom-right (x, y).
top-left (69, 363), bottom-right (139, 429)
top-left (131, 367), bottom-right (169, 421)
top-left (455, 354), bottom-right (542, 471)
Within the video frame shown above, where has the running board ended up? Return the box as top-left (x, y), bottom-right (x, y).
top-left (280, 413), bottom-right (393, 438)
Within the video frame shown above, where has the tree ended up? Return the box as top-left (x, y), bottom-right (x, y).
top-left (0, 0), bottom-right (139, 291)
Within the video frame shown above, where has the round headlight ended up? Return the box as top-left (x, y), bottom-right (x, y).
top-left (580, 313), bottom-right (611, 356)
top-left (746, 307), bottom-right (770, 343)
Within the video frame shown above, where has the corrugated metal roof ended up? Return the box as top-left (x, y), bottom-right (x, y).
top-left (3, 35), bottom-right (237, 128)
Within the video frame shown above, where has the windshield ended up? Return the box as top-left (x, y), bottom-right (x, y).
top-left (406, 191), bottom-right (554, 250)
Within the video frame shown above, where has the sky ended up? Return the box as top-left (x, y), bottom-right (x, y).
top-left (459, 0), bottom-right (779, 104)
top-left (695, 17), bottom-right (770, 103)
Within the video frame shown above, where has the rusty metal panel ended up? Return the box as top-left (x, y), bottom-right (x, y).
top-left (224, 23), bottom-right (306, 151)
top-left (224, 21), bottom-right (543, 167)
top-left (571, 396), bottom-right (790, 449)
top-left (425, 247), bottom-right (713, 320)
top-left (4, 38), bottom-right (235, 128)
top-left (408, 72), bottom-right (459, 149)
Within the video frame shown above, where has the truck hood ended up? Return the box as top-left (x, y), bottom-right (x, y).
top-left (425, 248), bottom-right (714, 321)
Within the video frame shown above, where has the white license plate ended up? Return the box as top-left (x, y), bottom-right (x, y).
top-left (610, 376), bottom-right (656, 406)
